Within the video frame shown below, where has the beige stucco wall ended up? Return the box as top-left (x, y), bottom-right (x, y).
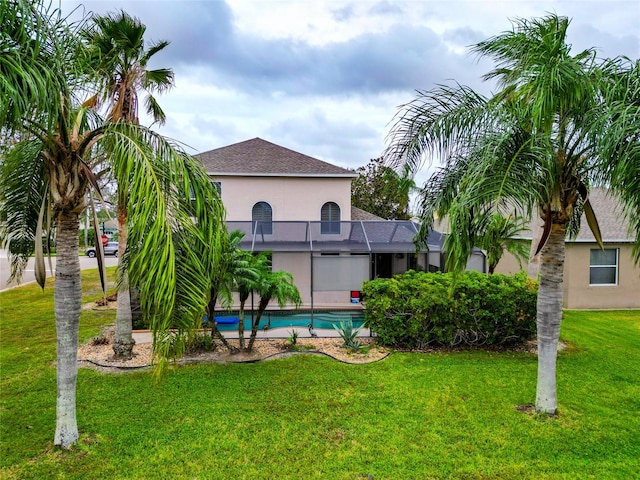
top-left (218, 176), bottom-right (352, 222)
top-left (563, 243), bottom-right (640, 309)
top-left (495, 242), bottom-right (640, 309)
top-left (273, 252), bottom-right (312, 306)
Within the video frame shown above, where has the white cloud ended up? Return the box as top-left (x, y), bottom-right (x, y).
top-left (65, 0), bottom-right (639, 176)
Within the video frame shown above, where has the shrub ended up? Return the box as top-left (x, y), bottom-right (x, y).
top-left (362, 271), bottom-right (537, 348)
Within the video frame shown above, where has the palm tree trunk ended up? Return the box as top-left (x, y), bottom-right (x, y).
top-left (246, 311), bottom-right (265, 352)
top-left (207, 294), bottom-right (237, 353)
top-left (113, 200), bottom-right (135, 358)
top-left (527, 215), bottom-right (544, 279)
top-left (247, 297), bottom-right (269, 352)
top-left (238, 299), bottom-right (246, 351)
top-left (535, 222), bottom-right (566, 414)
top-left (53, 210), bottom-right (82, 448)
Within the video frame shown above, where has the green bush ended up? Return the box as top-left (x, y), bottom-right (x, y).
top-left (362, 271), bottom-right (538, 348)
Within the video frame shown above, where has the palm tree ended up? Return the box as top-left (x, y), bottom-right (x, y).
top-left (205, 229), bottom-right (251, 353)
top-left (246, 270), bottom-right (302, 352)
top-left (1, 0), bottom-right (224, 448)
top-left (235, 251), bottom-right (270, 351)
top-left (82, 10), bottom-right (175, 358)
top-left (442, 207), bottom-right (529, 274)
top-left (387, 14), bottom-right (640, 414)
top-left (480, 213), bottom-right (529, 274)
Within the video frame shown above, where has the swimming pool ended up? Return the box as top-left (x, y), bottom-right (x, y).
top-left (205, 311), bottom-right (365, 331)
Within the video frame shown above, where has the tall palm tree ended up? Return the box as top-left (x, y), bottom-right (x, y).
top-left (82, 10), bottom-right (175, 358)
top-left (387, 14), bottom-right (639, 414)
top-left (0, 0), bottom-right (224, 448)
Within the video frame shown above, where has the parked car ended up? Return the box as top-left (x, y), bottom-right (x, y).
top-left (85, 242), bottom-right (119, 258)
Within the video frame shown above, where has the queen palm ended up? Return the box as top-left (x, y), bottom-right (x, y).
top-left (1, 0), bottom-right (224, 448)
top-left (82, 10), bottom-right (175, 358)
top-left (387, 14), bottom-right (639, 414)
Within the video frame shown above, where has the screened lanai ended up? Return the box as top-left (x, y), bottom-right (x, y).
top-left (226, 220), bottom-right (441, 254)
top-left (223, 221), bottom-right (453, 313)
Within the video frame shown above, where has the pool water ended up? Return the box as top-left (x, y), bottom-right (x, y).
top-left (205, 311), bottom-right (364, 331)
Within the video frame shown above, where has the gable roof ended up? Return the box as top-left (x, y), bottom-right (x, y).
top-left (197, 138), bottom-right (357, 178)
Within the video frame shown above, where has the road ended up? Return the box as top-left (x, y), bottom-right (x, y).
top-left (0, 249), bottom-right (119, 292)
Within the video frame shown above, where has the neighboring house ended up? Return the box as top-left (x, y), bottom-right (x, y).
top-left (196, 138), bottom-right (457, 310)
top-left (494, 188), bottom-right (640, 309)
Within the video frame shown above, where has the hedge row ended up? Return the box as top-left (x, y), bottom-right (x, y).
top-left (362, 271), bottom-right (538, 348)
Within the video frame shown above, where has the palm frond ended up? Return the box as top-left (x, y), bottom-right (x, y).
top-left (0, 138), bottom-right (48, 282)
top-left (385, 84), bottom-right (492, 173)
top-left (0, 0), bottom-right (82, 131)
top-left (144, 95), bottom-right (167, 126)
top-left (144, 68), bottom-right (174, 93)
top-left (102, 123), bottom-right (225, 370)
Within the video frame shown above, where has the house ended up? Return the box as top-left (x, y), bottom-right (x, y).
top-left (196, 137), bottom-right (456, 310)
top-left (493, 188), bottom-right (640, 309)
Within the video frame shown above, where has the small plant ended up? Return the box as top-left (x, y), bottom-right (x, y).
top-left (286, 329), bottom-right (298, 346)
top-left (90, 334), bottom-right (110, 346)
top-left (334, 319), bottom-right (363, 351)
top-left (184, 331), bottom-right (216, 353)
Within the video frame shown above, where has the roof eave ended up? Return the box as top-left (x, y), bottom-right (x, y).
top-left (206, 172), bottom-right (358, 178)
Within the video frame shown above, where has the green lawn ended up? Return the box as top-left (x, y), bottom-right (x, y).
top-left (1, 270), bottom-right (639, 479)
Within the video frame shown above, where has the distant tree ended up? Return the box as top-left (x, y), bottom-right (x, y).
top-left (351, 157), bottom-right (415, 219)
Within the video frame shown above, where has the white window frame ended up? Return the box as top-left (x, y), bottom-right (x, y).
top-left (589, 248), bottom-right (619, 286)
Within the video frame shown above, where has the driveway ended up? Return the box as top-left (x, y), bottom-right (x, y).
top-left (0, 249), bottom-right (119, 291)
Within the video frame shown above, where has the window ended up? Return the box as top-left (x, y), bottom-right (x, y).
top-left (590, 248), bottom-right (618, 285)
top-left (321, 202), bottom-right (341, 234)
top-left (252, 201), bottom-right (273, 235)
top-left (212, 181), bottom-right (221, 195)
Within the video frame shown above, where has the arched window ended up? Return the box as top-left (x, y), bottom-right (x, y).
top-left (321, 202), bottom-right (340, 234)
top-left (252, 201), bottom-right (273, 234)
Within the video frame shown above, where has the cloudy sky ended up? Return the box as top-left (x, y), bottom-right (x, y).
top-left (61, 0), bottom-right (639, 185)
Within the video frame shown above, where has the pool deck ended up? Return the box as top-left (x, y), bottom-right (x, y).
top-left (132, 327), bottom-right (373, 344)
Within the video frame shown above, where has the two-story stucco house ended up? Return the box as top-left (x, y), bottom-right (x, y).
top-left (196, 137), bottom-right (453, 311)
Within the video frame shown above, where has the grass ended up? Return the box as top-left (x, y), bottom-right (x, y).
top-left (1, 271), bottom-right (639, 479)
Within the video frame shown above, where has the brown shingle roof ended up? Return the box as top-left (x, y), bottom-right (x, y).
top-left (196, 138), bottom-right (356, 177)
top-left (351, 207), bottom-right (385, 221)
top-left (515, 188), bottom-right (633, 242)
top-left (573, 188), bottom-right (633, 242)
top-left (433, 188), bottom-right (633, 242)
